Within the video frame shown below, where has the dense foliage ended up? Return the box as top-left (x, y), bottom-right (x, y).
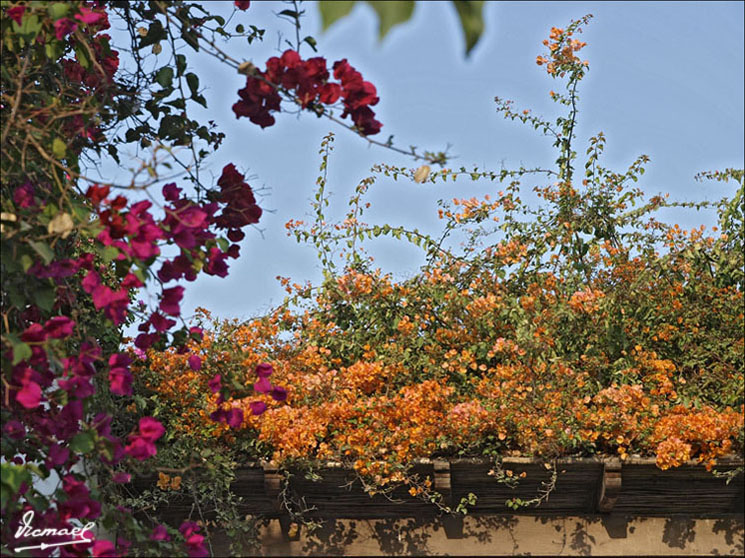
top-left (0, 1), bottom-right (401, 556)
top-left (134, 14), bottom-right (744, 528)
top-left (1, 3), bottom-right (742, 556)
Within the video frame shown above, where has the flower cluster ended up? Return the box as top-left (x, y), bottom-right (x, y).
top-left (1, 2), bottom-right (273, 554)
top-left (138, 164), bottom-right (743, 490)
top-left (652, 406), bottom-right (743, 470)
top-left (233, 49), bottom-right (382, 135)
top-left (567, 287), bottom-right (605, 313)
top-left (132, 322), bottom-right (287, 446)
top-left (125, 417), bottom-right (166, 461)
top-left (81, 162), bottom-right (261, 352)
top-left (536, 21), bottom-right (589, 76)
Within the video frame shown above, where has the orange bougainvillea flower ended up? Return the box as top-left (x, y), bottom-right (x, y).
top-left (131, 19), bottom-right (743, 496)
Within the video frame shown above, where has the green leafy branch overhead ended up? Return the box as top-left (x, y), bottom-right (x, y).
top-left (318, 1), bottom-right (486, 57)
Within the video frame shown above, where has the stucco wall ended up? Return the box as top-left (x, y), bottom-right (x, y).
top-left (246, 515), bottom-right (744, 556)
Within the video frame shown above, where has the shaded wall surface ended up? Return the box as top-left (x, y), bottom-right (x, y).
top-left (246, 515), bottom-right (744, 556)
top-left (138, 457), bottom-right (744, 556)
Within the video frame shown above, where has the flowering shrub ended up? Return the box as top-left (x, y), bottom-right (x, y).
top-left (234, 49), bottom-right (382, 135)
top-left (134, 17), bottom-right (744, 518)
top-left (1, 1), bottom-right (397, 556)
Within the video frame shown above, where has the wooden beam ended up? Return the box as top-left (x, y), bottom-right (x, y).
top-left (434, 459), bottom-right (464, 539)
top-left (597, 458), bottom-right (622, 513)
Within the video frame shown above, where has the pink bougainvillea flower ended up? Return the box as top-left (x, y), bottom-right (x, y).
top-left (225, 408), bottom-right (244, 429)
top-left (109, 353), bottom-right (132, 368)
top-left (227, 229), bottom-right (245, 242)
top-left (319, 82), bottom-right (342, 104)
top-left (60, 474), bottom-right (101, 520)
top-left (31, 258), bottom-right (81, 279)
top-left (162, 183), bottom-right (181, 201)
top-left (58, 376), bottom-right (95, 399)
top-left (20, 322), bottom-right (46, 343)
top-left (54, 18), bottom-right (78, 40)
top-left (74, 6), bottom-right (103, 24)
top-left (234, 1), bottom-right (251, 11)
top-left (124, 438), bottom-right (151, 461)
top-left (208, 374), bottom-right (221, 394)
top-left (226, 243), bottom-right (240, 259)
top-left (253, 376), bottom-right (272, 394)
top-left (129, 226), bottom-right (162, 260)
top-left (150, 525), bottom-right (170, 541)
top-left (91, 539), bottom-right (116, 557)
top-left (134, 332), bottom-right (160, 350)
top-left (109, 366), bottom-right (133, 396)
top-left (254, 362), bottom-right (273, 378)
top-left (149, 312), bottom-right (176, 333)
top-left (47, 443), bottom-right (70, 467)
top-left (124, 417), bottom-right (164, 460)
top-left (44, 316), bottom-right (75, 339)
top-left (249, 400), bottom-right (267, 416)
top-left (179, 521), bottom-right (208, 557)
top-left (159, 286), bottom-right (184, 316)
top-left (138, 417), bottom-right (165, 442)
top-left (178, 521), bottom-right (199, 535)
top-left (203, 246), bottom-right (229, 277)
top-left (16, 381), bottom-right (41, 409)
top-left (82, 271), bottom-right (130, 325)
top-left (270, 386), bottom-right (287, 402)
top-left (3, 420), bottom-right (25, 440)
top-left (125, 437), bottom-right (156, 460)
top-left (112, 472), bottom-right (131, 484)
top-left (188, 355), bottom-right (202, 371)
top-left (120, 273), bottom-right (143, 290)
top-left (13, 182), bottom-right (36, 208)
top-left (7, 5), bottom-right (25, 25)
top-left (108, 353), bottom-right (133, 394)
top-left (86, 184), bottom-right (110, 205)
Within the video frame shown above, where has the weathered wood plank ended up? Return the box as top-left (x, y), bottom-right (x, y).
top-left (131, 457), bottom-right (745, 519)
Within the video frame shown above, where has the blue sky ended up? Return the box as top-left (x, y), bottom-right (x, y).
top-left (117, 1), bottom-right (745, 323)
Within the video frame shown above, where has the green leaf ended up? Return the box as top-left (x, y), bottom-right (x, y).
top-left (155, 66), bottom-right (174, 89)
top-left (12, 341), bottom-right (32, 365)
top-left (451, 0), bottom-right (485, 56)
top-left (52, 138), bottom-right (67, 159)
top-left (20, 254), bottom-right (33, 272)
top-left (34, 287), bottom-right (56, 313)
top-left (185, 72), bottom-right (199, 98)
top-left (319, 0), bottom-right (357, 30)
top-left (175, 54), bottom-right (187, 77)
top-left (366, 0), bottom-right (415, 39)
top-left (48, 3), bottom-right (71, 20)
top-left (1, 463), bottom-right (32, 506)
top-left (303, 35), bottom-right (318, 52)
top-left (139, 20), bottom-right (167, 48)
top-left (45, 41), bottom-right (64, 61)
top-left (133, 268), bottom-right (147, 285)
top-left (182, 29), bottom-right (200, 52)
top-left (125, 128), bottom-right (141, 143)
top-left (29, 241), bottom-right (54, 264)
top-left (99, 245), bottom-right (120, 263)
top-left (70, 432), bottom-right (95, 454)
top-left (166, 98), bottom-right (186, 110)
top-left (15, 14), bottom-right (41, 37)
top-left (74, 45), bottom-right (91, 69)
